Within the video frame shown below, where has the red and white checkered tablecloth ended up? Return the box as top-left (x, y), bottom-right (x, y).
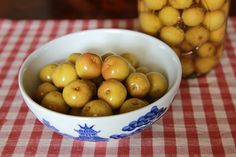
top-left (0, 18), bottom-right (236, 157)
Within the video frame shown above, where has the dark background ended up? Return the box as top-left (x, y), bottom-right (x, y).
top-left (0, 0), bottom-right (235, 19)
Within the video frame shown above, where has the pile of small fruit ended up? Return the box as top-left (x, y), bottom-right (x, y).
top-left (34, 52), bottom-right (168, 117)
top-left (138, 0), bottom-right (229, 77)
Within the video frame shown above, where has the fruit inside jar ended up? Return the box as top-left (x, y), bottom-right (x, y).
top-left (138, 0), bottom-right (230, 78)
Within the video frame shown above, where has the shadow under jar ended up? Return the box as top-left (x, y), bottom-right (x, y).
top-left (138, 0), bottom-right (230, 78)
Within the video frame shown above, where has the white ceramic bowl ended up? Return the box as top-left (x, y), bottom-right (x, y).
top-left (18, 29), bottom-right (182, 141)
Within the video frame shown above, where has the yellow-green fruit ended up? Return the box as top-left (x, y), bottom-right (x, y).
top-left (75, 53), bottom-right (102, 79)
top-left (34, 82), bottom-right (58, 103)
top-left (139, 12), bottom-right (162, 35)
top-left (203, 10), bottom-right (225, 31)
top-left (221, 1), bottom-right (230, 15)
top-left (120, 98), bottom-right (148, 114)
top-left (62, 79), bottom-right (92, 108)
top-left (101, 52), bottom-right (114, 61)
top-left (82, 79), bottom-right (97, 97)
top-left (39, 64), bottom-right (57, 83)
top-left (98, 79), bottom-right (127, 109)
top-left (210, 23), bottom-right (226, 43)
top-left (216, 44), bottom-right (224, 59)
top-left (159, 6), bottom-right (180, 26)
top-left (138, 0), bottom-right (149, 12)
top-left (195, 56), bottom-right (217, 74)
top-left (128, 63), bottom-right (136, 75)
top-left (201, 0), bottom-right (225, 11)
top-left (180, 40), bottom-right (194, 52)
top-left (197, 42), bottom-right (216, 57)
top-left (81, 99), bottom-right (113, 117)
top-left (144, 0), bottom-right (167, 10)
top-left (67, 53), bottom-right (81, 64)
top-left (185, 26), bottom-right (210, 47)
top-left (180, 56), bottom-right (195, 77)
top-left (41, 91), bottom-right (70, 114)
top-left (146, 72), bottom-right (168, 99)
top-left (120, 52), bottom-right (139, 68)
top-left (160, 26), bottom-right (184, 46)
top-left (182, 7), bottom-right (204, 26)
top-left (169, 0), bottom-right (193, 9)
top-left (125, 72), bottom-right (151, 98)
top-left (136, 66), bottom-right (150, 74)
top-left (52, 62), bottom-right (77, 88)
top-left (102, 55), bottom-right (130, 81)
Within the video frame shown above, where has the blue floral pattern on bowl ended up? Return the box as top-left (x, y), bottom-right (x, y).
top-left (74, 124), bottom-right (109, 141)
top-left (42, 119), bottom-right (108, 142)
top-left (41, 105), bottom-right (167, 141)
top-left (110, 106), bottom-right (167, 139)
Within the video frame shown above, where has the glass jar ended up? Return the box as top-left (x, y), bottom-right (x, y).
top-left (138, 0), bottom-right (230, 78)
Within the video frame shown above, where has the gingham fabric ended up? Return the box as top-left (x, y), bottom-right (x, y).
top-left (0, 18), bottom-right (236, 157)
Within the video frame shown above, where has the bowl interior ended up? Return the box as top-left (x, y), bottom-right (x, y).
top-left (19, 29), bottom-right (181, 100)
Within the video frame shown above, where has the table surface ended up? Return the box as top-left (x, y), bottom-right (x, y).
top-left (0, 18), bottom-right (236, 157)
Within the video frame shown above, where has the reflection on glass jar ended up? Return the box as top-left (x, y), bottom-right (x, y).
top-left (138, 0), bottom-right (230, 78)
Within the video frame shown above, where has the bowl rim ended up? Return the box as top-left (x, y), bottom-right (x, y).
top-left (18, 28), bottom-right (182, 120)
